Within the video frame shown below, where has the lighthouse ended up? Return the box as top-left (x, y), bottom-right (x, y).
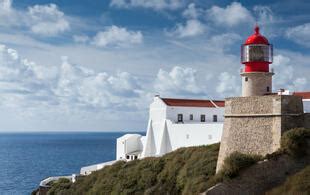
top-left (241, 25), bottom-right (274, 96)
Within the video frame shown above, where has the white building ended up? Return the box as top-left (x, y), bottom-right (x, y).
top-left (116, 95), bottom-right (225, 161)
top-left (293, 92), bottom-right (310, 113)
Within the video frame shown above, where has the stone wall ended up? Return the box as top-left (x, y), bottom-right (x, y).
top-left (304, 113), bottom-right (310, 129)
top-left (216, 95), bottom-right (304, 173)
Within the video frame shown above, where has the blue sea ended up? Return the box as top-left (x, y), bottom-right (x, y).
top-left (0, 132), bottom-right (144, 195)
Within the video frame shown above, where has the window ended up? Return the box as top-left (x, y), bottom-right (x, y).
top-left (245, 77), bottom-right (248, 82)
top-left (126, 155), bottom-right (130, 160)
top-left (134, 155), bottom-right (138, 160)
top-left (213, 115), bottom-right (218, 122)
top-left (241, 44), bottom-right (273, 63)
top-left (267, 86), bottom-right (270, 92)
top-left (189, 114), bottom-right (193, 120)
top-left (200, 114), bottom-right (206, 122)
top-left (177, 114), bottom-right (183, 122)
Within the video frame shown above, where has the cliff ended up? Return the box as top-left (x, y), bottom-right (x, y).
top-left (36, 128), bottom-right (310, 195)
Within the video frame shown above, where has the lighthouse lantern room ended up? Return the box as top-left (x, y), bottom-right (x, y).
top-left (240, 25), bottom-right (274, 97)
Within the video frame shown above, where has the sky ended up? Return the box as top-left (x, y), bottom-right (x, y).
top-left (0, 0), bottom-right (309, 132)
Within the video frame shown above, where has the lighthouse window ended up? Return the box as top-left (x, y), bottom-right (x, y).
top-left (213, 115), bottom-right (218, 122)
top-left (189, 114), bottom-right (193, 120)
top-left (200, 115), bottom-right (206, 122)
top-left (241, 44), bottom-right (273, 63)
top-left (267, 86), bottom-right (270, 92)
top-left (245, 77), bottom-right (248, 82)
top-left (177, 114), bottom-right (183, 122)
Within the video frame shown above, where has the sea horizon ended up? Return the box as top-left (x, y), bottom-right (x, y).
top-left (0, 131), bottom-right (145, 195)
top-left (0, 130), bottom-right (146, 134)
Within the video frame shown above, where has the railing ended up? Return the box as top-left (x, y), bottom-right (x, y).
top-left (40, 175), bottom-right (74, 187)
top-left (172, 121), bottom-right (224, 124)
top-left (240, 68), bottom-right (274, 73)
top-left (80, 160), bottom-right (117, 175)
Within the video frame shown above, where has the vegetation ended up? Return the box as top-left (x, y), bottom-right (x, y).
top-left (281, 128), bottom-right (310, 158)
top-left (265, 128), bottom-right (310, 160)
top-left (266, 165), bottom-right (310, 195)
top-left (48, 143), bottom-right (220, 195)
top-left (48, 178), bottom-right (71, 195)
top-left (45, 128), bottom-right (310, 195)
top-left (220, 152), bottom-right (262, 178)
top-left (207, 152), bottom-right (262, 186)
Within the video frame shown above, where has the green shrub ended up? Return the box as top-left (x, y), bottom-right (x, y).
top-left (281, 128), bottom-right (310, 158)
top-left (48, 143), bottom-right (220, 195)
top-left (220, 152), bottom-right (262, 178)
top-left (47, 178), bottom-right (72, 195)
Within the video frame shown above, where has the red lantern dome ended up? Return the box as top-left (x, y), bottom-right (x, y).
top-left (241, 25), bottom-right (273, 72)
top-left (245, 26), bottom-right (269, 45)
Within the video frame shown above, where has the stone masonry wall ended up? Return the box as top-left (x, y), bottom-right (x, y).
top-left (304, 113), bottom-right (310, 129)
top-left (241, 72), bottom-right (273, 97)
top-left (216, 95), bottom-right (304, 173)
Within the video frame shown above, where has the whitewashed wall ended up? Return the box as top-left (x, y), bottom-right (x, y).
top-left (116, 134), bottom-right (143, 160)
top-left (147, 97), bottom-right (224, 156)
top-left (166, 121), bottom-right (223, 150)
top-left (303, 100), bottom-right (310, 113)
top-left (149, 97), bottom-right (167, 153)
top-left (166, 106), bottom-right (224, 123)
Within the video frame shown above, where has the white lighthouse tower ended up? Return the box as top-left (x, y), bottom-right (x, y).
top-left (240, 25), bottom-right (274, 96)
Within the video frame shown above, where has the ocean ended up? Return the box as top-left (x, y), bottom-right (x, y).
top-left (0, 132), bottom-right (144, 195)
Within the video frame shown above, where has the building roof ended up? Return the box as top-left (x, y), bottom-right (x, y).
top-left (293, 92), bottom-right (310, 99)
top-left (161, 98), bottom-right (225, 108)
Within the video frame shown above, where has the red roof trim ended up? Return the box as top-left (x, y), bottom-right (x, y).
top-left (293, 92), bottom-right (310, 99)
top-left (161, 98), bottom-right (225, 108)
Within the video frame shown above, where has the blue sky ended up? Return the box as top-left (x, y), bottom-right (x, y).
top-left (0, 0), bottom-right (309, 131)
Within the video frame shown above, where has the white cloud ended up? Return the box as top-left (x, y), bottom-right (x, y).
top-left (272, 54), bottom-right (308, 91)
top-left (73, 35), bottom-right (90, 43)
top-left (208, 33), bottom-right (241, 52)
top-left (110, 0), bottom-right (184, 10)
top-left (92, 26), bottom-right (143, 47)
top-left (170, 19), bottom-right (206, 38)
top-left (253, 5), bottom-right (274, 25)
top-left (206, 2), bottom-right (254, 27)
top-left (0, 0), bottom-right (21, 26)
top-left (0, 1), bottom-right (70, 36)
top-left (27, 4), bottom-right (70, 36)
top-left (0, 44), bottom-right (146, 113)
top-left (54, 57), bottom-right (143, 110)
top-left (286, 23), bottom-right (310, 47)
top-left (182, 3), bottom-right (202, 19)
top-left (0, 0), bottom-right (12, 13)
top-left (154, 66), bottom-right (204, 97)
top-left (216, 72), bottom-right (240, 97)
top-left (253, 5), bottom-right (278, 37)
top-left (0, 44), bottom-right (157, 131)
